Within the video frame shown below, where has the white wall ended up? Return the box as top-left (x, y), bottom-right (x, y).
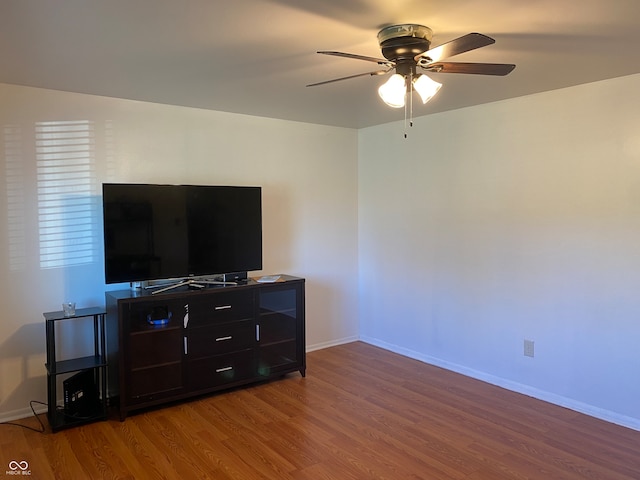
top-left (0, 84), bottom-right (359, 420)
top-left (358, 73), bottom-right (640, 430)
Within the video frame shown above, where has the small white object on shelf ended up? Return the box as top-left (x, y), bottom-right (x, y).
top-left (257, 275), bottom-right (281, 283)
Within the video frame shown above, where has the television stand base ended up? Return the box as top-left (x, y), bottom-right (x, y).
top-left (147, 278), bottom-right (237, 295)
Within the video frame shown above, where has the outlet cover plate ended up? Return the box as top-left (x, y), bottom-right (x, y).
top-left (524, 339), bottom-right (535, 357)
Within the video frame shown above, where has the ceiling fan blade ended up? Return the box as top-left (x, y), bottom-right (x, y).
top-left (317, 51), bottom-right (393, 66)
top-left (423, 62), bottom-right (515, 76)
top-left (306, 69), bottom-right (391, 87)
top-left (415, 33), bottom-right (495, 64)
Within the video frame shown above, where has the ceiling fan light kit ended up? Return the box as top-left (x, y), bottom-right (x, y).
top-left (378, 73), bottom-right (442, 108)
top-left (309, 23), bottom-right (515, 111)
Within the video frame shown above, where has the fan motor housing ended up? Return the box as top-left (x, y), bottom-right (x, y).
top-left (378, 24), bottom-right (432, 61)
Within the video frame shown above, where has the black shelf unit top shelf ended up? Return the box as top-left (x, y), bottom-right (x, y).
top-left (44, 306), bottom-right (106, 322)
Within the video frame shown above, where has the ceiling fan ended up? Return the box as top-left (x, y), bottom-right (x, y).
top-left (307, 24), bottom-right (515, 109)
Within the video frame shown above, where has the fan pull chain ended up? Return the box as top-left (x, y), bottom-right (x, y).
top-left (404, 73), bottom-right (415, 139)
top-left (409, 73), bottom-right (414, 128)
top-left (404, 100), bottom-right (408, 138)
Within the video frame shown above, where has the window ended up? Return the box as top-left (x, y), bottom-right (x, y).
top-left (36, 121), bottom-right (97, 269)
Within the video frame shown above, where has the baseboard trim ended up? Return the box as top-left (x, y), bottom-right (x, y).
top-left (359, 336), bottom-right (640, 432)
top-left (0, 404), bottom-right (48, 425)
top-left (307, 336), bottom-right (359, 353)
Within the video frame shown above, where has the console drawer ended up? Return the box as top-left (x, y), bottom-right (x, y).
top-left (188, 320), bottom-right (255, 359)
top-left (188, 290), bottom-right (255, 326)
top-left (188, 349), bottom-right (255, 391)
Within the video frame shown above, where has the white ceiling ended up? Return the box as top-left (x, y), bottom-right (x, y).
top-left (1, 0), bottom-right (639, 129)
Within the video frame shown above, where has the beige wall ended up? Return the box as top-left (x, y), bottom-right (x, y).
top-left (0, 84), bottom-right (359, 419)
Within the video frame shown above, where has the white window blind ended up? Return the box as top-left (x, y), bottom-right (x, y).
top-left (36, 120), bottom-right (96, 269)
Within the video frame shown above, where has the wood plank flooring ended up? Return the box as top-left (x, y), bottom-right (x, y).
top-left (2, 341), bottom-right (639, 479)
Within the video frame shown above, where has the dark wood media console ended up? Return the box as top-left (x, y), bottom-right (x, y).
top-left (106, 275), bottom-right (305, 420)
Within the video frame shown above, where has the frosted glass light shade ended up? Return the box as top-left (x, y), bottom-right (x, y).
top-left (378, 74), bottom-right (406, 108)
top-left (413, 74), bottom-right (442, 104)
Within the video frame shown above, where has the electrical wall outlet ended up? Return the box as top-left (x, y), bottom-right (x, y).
top-left (524, 339), bottom-right (535, 357)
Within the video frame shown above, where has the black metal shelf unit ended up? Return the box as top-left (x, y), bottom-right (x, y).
top-left (44, 306), bottom-right (108, 432)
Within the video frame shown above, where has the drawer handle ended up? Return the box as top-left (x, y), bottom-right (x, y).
top-left (214, 305), bottom-right (232, 311)
top-left (216, 336), bottom-right (232, 342)
top-left (216, 366), bottom-right (233, 373)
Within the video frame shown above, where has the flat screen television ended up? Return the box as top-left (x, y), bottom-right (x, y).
top-left (102, 183), bottom-right (262, 284)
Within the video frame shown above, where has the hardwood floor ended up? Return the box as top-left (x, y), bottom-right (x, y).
top-left (2, 341), bottom-right (639, 479)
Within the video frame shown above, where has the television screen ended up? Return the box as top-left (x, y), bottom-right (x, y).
top-left (102, 183), bottom-right (262, 284)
